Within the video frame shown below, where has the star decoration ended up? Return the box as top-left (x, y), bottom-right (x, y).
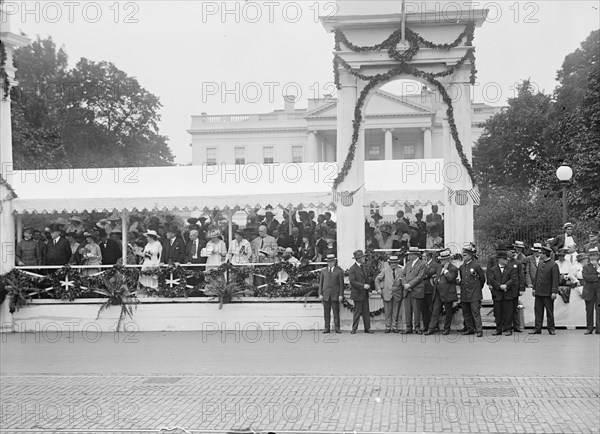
top-left (165, 273), bottom-right (181, 288)
top-left (60, 275), bottom-right (74, 290)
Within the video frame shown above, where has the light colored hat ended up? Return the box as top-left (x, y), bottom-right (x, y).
top-left (144, 229), bottom-right (161, 239)
top-left (462, 243), bottom-right (476, 254)
top-left (438, 249), bottom-right (452, 260)
top-left (96, 219), bottom-right (110, 229)
top-left (563, 222), bottom-right (573, 229)
top-left (388, 255), bottom-right (399, 263)
top-left (513, 241), bottom-right (526, 249)
top-left (326, 253), bottom-right (337, 261)
top-left (588, 247), bottom-right (599, 255)
top-left (54, 217), bottom-right (69, 226)
top-left (531, 243), bottom-right (543, 252)
top-left (69, 216), bottom-right (83, 223)
top-left (407, 246), bottom-right (421, 255)
top-left (206, 229), bottom-right (221, 239)
top-left (577, 253), bottom-right (588, 262)
top-left (107, 213), bottom-right (120, 221)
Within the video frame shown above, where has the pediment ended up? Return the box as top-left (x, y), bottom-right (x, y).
top-left (305, 91), bottom-right (433, 119)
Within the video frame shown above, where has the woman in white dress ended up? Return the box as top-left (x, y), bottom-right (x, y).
top-left (227, 230), bottom-right (252, 265)
top-left (81, 231), bottom-right (102, 276)
top-left (202, 229), bottom-right (227, 271)
top-left (138, 230), bottom-right (163, 292)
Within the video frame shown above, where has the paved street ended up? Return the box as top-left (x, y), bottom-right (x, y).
top-left (1, 331), bottom-right (599, 433)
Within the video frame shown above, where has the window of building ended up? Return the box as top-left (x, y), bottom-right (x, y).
top-left (292, 146), bottom-right (303, 163)
top-left (403, 143), bottom-right (416, 159)
top-left (206, 148), bottom-right (217, 165)
top-left (367, 144), bottom-right (381, 160)
top-left (235, 147), bottom-right (245, 165)
top-left (263, 146), bottom-right (274, 164)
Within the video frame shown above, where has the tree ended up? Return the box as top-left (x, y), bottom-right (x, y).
top-left (473, 80), bottom-right (554, 191)
top-left (11, 36), bottom-right (174, 169)
top-left (553, 30), bottom-right (599, 117)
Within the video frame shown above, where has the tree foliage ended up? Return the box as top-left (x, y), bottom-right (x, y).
top-left (11, 36), bottom-right (174, 169)
top-left (474, 30), bottom-right (600, 222)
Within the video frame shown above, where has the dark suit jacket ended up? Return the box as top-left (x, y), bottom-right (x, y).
top-left (319, 266), bottom-right (345, 301)
top-left (99, 239), bottom-right (122, 265)
top-left (184, 239), bottom-right (205, 264)
top-left (581, 263), bottom-right (600, 301)
top-left (524, 255), bottom-right (541, 287)
top-left (488, 264), bottom-right (518, 301)
top-left (286, 236), bottom-right (302, 256)
top-left (552, 234), bottom-right (578, 252)
top-left (161, 237), bottom-right (186, 264)
top-left (433, 263), bottom-right (459, 303)
top-left (533, 258), bottom-right (559, 296)
top-left (459, 260), bottom-right (486, 302)
top-left (508, 259), bottom-right (526, 295)
top-left (423, 259), bottom-right (441, 295)
top-left (348, 262), bottom-right (371, 301)
top-left (44, 237), bottom-right (72, 266)
top-left (399, 258), bottom-right (427, 299)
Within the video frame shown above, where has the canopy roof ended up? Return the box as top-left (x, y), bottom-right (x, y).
top-left (9, 160), bottom-right (445, 214)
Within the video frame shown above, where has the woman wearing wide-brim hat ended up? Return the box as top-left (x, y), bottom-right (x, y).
top-left (81, 231), bottom-right (103, 276)
top-left (202, 229), bottom-right (227, 271)
top-left (137, 230), bottom-right (163, 292)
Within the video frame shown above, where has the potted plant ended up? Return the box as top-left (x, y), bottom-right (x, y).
top-left (93, 272), bottom-right (139, 332)
top-left (203, 277), bottom-right (248, 309)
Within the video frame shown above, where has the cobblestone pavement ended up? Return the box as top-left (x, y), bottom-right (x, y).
top-left (1, 374), bottom-right (599, 433)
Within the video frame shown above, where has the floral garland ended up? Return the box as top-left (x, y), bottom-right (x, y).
top-left (0, 39), bottom-right (10, 100)
top-left (331, 23), bottom-right (477, 189)
top-left (341, 297), bottom-right (385, 318)
top-left (0, 173), bottom-right (18, 199)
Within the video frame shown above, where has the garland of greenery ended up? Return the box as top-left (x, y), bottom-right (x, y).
top-left (0, 173), bottom-right (18, 199)
top-left (51, 266), bottom-right (85, 301)
top-left (331, 23), bottom-right (477, 189)
top-left (0, 39), bottom-right (10, 100)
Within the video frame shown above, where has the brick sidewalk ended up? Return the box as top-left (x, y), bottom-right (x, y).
top-left (1, 374), bottom-right (598, 433)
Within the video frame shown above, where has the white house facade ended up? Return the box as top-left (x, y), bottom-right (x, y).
top-left (189, 89), bottom-right (502, 166)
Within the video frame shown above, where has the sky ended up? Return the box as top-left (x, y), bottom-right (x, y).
top-left (6, 0), bottom-right (600, 164)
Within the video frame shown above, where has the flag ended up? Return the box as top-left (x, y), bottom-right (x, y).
top-left (468, 185), bottom-right (481, 205)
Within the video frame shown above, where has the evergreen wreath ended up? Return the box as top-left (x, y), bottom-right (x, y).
top-left (331, 23), bottom-right (478, 190)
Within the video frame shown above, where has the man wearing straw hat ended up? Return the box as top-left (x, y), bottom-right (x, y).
top-left (399, 247), bottom-right (427, 334)
top-left (348, 250), bottom-right (374, 334)
top-left (425, 249), bottom-right (458, 335)
top-left (319, 253), bottom-right (344, 334)
top-left (582, 248), bottom-right (600, 335)
top-left (375, 254), bottom-right (404, 333)
top-left (459, 243), bottom-right (486, 337)
top-left (529, 245), bottom-right (559, 335)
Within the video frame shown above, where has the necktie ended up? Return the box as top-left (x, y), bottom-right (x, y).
top-left (54, 240), bottom-right (57, 246)
top-left (330, 267), bottom-right (333, 273)
top-left (392, 269), bottom-right (396, 280)
top-left (261, 238), bottom-right (264, 248)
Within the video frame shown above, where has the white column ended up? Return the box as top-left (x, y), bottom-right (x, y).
top-left (307, 130), bottom-right (319, 162)
top-left (335, 71), bottom-right (365, 269)
top-left (121, 210), bottom-right (129, 265)
top-left (422, 127), bottom-right (432, 159)
top-left (15, 214), bottom-right (23, 242)
top-left (0, 13), bottom-right (28, 276)
top-left (384, 129), bottom-right (394, 160)
top-left (442, 69), bottom-right (474, 253)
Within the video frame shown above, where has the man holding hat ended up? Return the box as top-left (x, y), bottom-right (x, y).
top-left (425, 249), bottom-right (459, 335)
top-left (529, 245), bottom-right (560, 335)
top-left (44, 224), bottom-right (72, 266)
top-left (488, 250), bottom-right (518, 335)
top-left (581, 248), bottom-right (600, 334)
top-left (399, 247), bottom-right (427, 334)
top-left (348, 250), bottom-right (374, 334)
top-left (552, 222), bottom-right (578, 252)
top-left (459, 243), bottom-right (486, 337)
top-left (375, 255), bottom-right (404, 333)
top-left (319, 253), bottom-right (345, 334)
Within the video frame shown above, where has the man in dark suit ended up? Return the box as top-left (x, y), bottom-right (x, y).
top-left (425, 249), bottom-right (459, 335)
top-left (508, 243), bottom-right (527, 332)
top-left (44, 224), bottom-right (72, 266)
top-left (459, 244), bottom-right (486, 337)
top-left (421, 252), bottom-right (441, 333)
top-left (348, 250), bottom-right (373, 334)
top-left (318, 253), bottom-right (345, 334)
top-left (488, 250), bottom-right (518, 336)
top-left (581, 249), bottom-right (600, 334)
top-left (286, 227), bottom-right (302, 257)
top-left (552, 222), bottom-right (578, 252)
top-left (583, 231), bottom-right (599, 254)
top-left (161, 226), bottom-right (186, 265)
top-left (529, 246), bottom-right (560, 335)
top-left (399, 247), bottom-right (427, 334)
top-left (98, 230), bottom-right (122, 265)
